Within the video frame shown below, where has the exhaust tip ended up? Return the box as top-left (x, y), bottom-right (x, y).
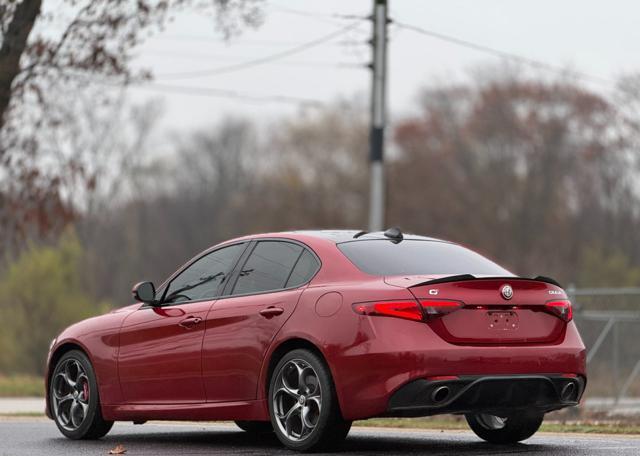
top-left (560, 381), bottom-right (577, 402)
top-left (431, 385), bottom-right (450, 403)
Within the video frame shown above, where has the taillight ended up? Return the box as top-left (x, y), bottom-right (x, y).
top-left (419, 299), bottom-right (464, 321)
top-left (352, 300), bottom-right (423, 321)
top-left (545, 300), bottom-right (573, 322)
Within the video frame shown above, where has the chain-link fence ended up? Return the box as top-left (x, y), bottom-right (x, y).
top-left (569, 287), bottom-right (640, 414)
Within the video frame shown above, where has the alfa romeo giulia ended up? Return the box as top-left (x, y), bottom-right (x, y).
top-left (46, 229), bottom-right (586, 451)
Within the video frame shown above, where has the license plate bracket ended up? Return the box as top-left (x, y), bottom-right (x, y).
top-left (487, 311), bottom-right (519, 330)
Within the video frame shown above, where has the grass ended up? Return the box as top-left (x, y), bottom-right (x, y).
top-left (354, 417), bottom-right (640, 435)
top-left (355, 418), bottom-right (468, 431)
top-left (0, 375), bottom-right (44, 397)
top-left (0, 412), bottom-right (46, 418)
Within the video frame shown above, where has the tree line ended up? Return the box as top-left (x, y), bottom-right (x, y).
top-left (2, 70), bottom-right (640, 374)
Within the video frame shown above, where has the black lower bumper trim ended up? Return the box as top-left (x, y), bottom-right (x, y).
top-left (386, 374), bottom-right (586, 417)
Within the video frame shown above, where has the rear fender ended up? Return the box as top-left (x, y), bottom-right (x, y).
top-left (260, 280), bottom-right (416, 414)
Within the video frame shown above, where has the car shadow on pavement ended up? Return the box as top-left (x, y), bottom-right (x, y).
top-left (49, 429), bottom-right (285, 455)
top-left (342, 434), bottom-right (558, 455)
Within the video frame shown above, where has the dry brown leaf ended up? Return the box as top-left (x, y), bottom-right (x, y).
top-left (108, 444), bottom-right (127, 454)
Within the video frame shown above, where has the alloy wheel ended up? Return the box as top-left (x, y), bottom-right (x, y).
top-left (272, 359), bottom-right (322, 442)
top-left (52, 358), bottom-right (90, 431)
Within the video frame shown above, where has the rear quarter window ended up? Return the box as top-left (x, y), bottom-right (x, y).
top-left (286, 249), bottom-right (320, 288)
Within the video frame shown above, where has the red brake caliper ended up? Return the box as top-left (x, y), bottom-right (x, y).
top-left (83, 380), bottom-right (89, 401)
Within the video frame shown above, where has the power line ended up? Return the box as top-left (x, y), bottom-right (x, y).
top-left (393, 19), bottom-right (616, 89)
top-left (268, 3), bottom-right (369, 22)
top-left (139, 49), bottom-right (365, 69)
top-left (152, 35), bottom-right (355, 46)
top-left (130, 82), bottom-right (325, 107)
top-left (58, 67), bottom-right (325, 107)
top-left (154, 21), bottom-right (363, 80)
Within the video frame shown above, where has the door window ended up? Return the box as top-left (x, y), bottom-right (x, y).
top-left (163, 243), bottom-right (246, 304)
top-left (232, 241), bottom-right (305, 295)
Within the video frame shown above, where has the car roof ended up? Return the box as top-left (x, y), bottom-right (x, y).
top-left (271, 230), bottom-right (444, 244)
top-left (217, 230), bottom-right (448, 251)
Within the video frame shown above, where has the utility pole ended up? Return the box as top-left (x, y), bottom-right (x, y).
top-left (368, 0), bottom-right (388, 232)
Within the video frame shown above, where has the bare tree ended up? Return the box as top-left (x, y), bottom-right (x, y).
top-left (79, 116), bottom-right (261, 302)
top-left (259, 98), bottom-right (369, 230)
top-left (0, 0), bottom-right (263, 126)
top-left (77, 99), bottom-right (370, 303)
top-left (0, 0), bottom-right (263, 247)
top-left (390, 69), bottom-right (640, 283)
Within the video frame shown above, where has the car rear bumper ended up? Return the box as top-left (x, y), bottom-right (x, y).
top-left (385, 374), bottom-right (586, 417)
top-left (329, 318), bottom-right (586, 420)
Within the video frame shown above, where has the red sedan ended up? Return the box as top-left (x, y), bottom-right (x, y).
top-left (46, 229), bottom-right (586, 451)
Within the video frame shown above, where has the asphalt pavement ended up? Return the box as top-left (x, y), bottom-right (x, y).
top-left (0, 419), bottom-right (638, 455)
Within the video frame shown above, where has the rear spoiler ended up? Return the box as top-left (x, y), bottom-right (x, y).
top-left (409, 274), bottom-right (563, 289)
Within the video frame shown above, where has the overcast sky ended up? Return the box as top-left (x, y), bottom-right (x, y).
top-left (126, 0), bottom-right (640, 132)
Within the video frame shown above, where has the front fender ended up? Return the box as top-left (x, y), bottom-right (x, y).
top-left (45, 306), bottom-right (139, 419)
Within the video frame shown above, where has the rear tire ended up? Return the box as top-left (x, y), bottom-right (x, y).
top-left (234, 420), bottom-right (273, 434)
top-left (268, 349), bottom-right (351, 451)
top-left (50, 350), bottom-right (114, 440)
top-left (465, 411), bottom-right (543, 444)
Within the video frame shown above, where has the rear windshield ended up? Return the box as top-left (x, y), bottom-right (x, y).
top-left (337, 240), bottom-right (512, 276)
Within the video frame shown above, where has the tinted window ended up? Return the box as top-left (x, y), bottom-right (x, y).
top-left (233, 241), bottom-right (303, 294)
top-left (337, 240), bottom-right (511, 276)
top-left (286, 250), bottom-right (320, 288)
top-left (164, 243), bottom-right (245, 304)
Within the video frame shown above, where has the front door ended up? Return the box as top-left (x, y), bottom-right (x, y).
top-left (118, 301), bottom-right (213, 404)
top-left (118, 242), bottom-right (248, 404)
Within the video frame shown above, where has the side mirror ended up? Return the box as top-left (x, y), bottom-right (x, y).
top-left (132, 281), bottom-right (157, 305)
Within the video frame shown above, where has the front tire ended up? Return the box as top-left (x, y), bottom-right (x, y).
top-left (465, 412), bottom-right (543, 444)
top-left (268, 349), bottom-right (351, 452)
top-left (50, 350), bottom-right (113, 439)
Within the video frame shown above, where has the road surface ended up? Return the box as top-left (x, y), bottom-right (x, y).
top-left (0, 419), bottom-right (638, 455)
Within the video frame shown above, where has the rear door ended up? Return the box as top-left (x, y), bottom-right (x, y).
top-left (202, 240), bottom-right (320, 402)
top-left (118, 243), bottom-right (247, 404)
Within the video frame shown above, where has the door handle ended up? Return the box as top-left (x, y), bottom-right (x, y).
top-left (259, 306), bottom-right (284, 318)
top-left (179, 316), bottom-right (202, 329)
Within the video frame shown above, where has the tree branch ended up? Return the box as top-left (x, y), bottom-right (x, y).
top-left (0, 0), bottom-right (42, 130)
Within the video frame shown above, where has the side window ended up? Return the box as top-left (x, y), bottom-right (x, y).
top-left (163, 243), bottom-right (246, 304)
top-left (233, 241), bottom-right (303, 295)
top-left (286, 250), bottom-right (320, 288)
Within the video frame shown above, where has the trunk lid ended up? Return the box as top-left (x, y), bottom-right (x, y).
top-left (397, 275), bottom-right (568, 345)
